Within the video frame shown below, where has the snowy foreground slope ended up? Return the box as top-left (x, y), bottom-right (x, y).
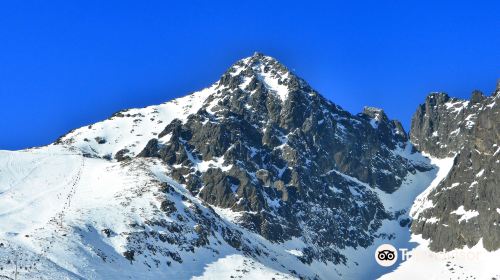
top-left (1, 54), bottom-right (498, 279)
top-left (0, 146), bottom-right (298, 279)
top-left (382, 157), bottom-right (500, 279)
top-left (2, 146), bottom-right (498, 279)
top-left (381, 237), bottom-right (500, 280)
top-left (0, 143), bottom-right (443, 280)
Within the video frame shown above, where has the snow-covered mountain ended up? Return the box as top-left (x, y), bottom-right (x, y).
top-left (0, 53), bottom-right (498, 279)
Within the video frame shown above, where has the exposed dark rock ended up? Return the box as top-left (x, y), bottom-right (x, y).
top-left (114, 149), bottom-right (131, 161)
top-left (410, 86), bottom-right (500, 251)
top-left (123, 250), bottom-right (135, 263)
top-left (160, 200), bottom-right (177, 215)
top-left (94, 137), bottom-right (107, 144)
top-left (101, 228), bottom-right (113, 238)
top-left (137, 139), bottom-right (160, 158)
top-left (103, 154), bottom-right (112, 161)
top-left (471, 90), bottom-right (485, 104)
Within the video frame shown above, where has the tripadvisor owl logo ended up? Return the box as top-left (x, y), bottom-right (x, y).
top-left (375, 244), bottom-right (398, 267)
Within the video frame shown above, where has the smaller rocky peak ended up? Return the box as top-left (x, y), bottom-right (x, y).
top-left (359, 106), bottom-right (391, 131)
top-left (470, 90), bottom-right (485, 104)
top-left (425, 92), bottom-right (450, 106)
top-left (224, 52), bottom-right (290, 79)
top-left (360, 106), bottom-right (407, 143)
top-left (495, 79), bottom-right (500, 96)
top-left (249, 53), bottom-right (288, 73)
top-left (410, 80), bottom-right (500, 158)
top-left (217, 53), bottom-right (310, 102)
top-left (391, 120), bottom-right (407, 137)
top-left (362, 106), bottom-right (389, 123)
top-left (252, 51), bottom-right (265, 58)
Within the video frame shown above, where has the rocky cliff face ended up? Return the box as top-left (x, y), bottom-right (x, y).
top-left (410, 84), bottom-right (500, 251)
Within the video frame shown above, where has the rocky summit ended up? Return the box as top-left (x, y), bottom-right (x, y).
top-left (0, 53), bottom-right (498, 279)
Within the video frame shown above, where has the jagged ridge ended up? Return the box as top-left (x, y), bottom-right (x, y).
top-left (410, 83), bottom-right (500, 251)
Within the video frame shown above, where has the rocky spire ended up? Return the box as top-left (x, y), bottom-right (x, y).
top-left (495, 78), bottom-right (500, 96)
top-left (362, 106), bottom-right (388, 123)
top-left (471, 90), bottom-right (485, 103)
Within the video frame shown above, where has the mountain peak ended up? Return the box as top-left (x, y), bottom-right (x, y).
top-left (362, 106), bottom-right (387, 121)
top-left (217, 53), bottom-right (303, 102)
top-left (251, 51), bottom-right (266, 58)
top-left (234, 52), bottom-right (291, 76)
top-left (426, 92), bottom-right (450, 104)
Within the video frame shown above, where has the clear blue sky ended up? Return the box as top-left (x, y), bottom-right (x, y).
top-left (1, 1), bottom-right (499, 150)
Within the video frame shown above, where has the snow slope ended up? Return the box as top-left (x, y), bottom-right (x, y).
top-left (379, 154), bottom-right (500, 280)
top-left (1, 126), bottom-right (453, 280)
top-left (0, 146), bottom-right (83, 236)
top-left (56, 84), bottom-right (217, 158)
top-left (409, 155), bottom-right (455, 222)
top-left (0, 145), bottom-right (303, 279)
top-left (192, 254), bottom-right (296, 280)
top-left (380, 236), bottom-right (500, 280)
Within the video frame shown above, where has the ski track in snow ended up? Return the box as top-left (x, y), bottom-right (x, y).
top-left (0, 148), bottom-right (83, 235)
